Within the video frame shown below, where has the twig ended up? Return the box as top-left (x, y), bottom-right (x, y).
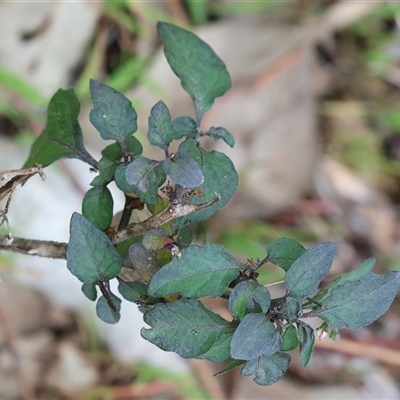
top-left (0, 195), bottom-right (221, 259)
top-left (0, 164), bottom-right (46, 236)
top-left (111, 195), bottom-right (220, 245)
top-left (0, 236), bottom-right (68, 259)
top-left (0, 164), bottom-right (46, 182)
top-left (0, 164), bottom-right (46, 203)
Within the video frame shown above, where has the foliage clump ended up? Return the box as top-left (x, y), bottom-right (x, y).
top-left (2, 22), bottom-right (399, 386)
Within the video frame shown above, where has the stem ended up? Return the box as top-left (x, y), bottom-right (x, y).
top-left (49, 139), bottom-right (98, 170)
top-left (111, 195), bottom-right (220, 245)
top-left (0, 195), bottom-right (221, 259)
top-left (117, 194), bottom-right (134, 232)
top-left (173, 184), bottom-right (185, 205)
top-left (97, 281), bottom-right (118, 312)
top-left (301, 310), bottom-right (319, 319)
top-left (0, 236), bottom-right (67, 259)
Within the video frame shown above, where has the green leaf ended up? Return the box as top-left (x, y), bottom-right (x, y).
top-left (147, 100), bottom-right (175, 149)
top-left (266, 237), bottom-right (306, 271)
top-left (228, 281), bottom-right (271, 321)
top-left (89, 79), bottom-right (138, 143)
top-left (96, 293), bottom-right (121, 324)
top-left (146, 196), bottom-right (169, 214)
top-left (171, 116), bottom-right (198, 140)
top-left (197, 329), bottom-right (234, 363)
top-left (206, 127), bottom-right (235, 148)
top-left (281, 325), bottom-right (299, 351)
top-left (81, 283), bottom-right (97, 301)
top-left (100, 136), bottom-right (142, 160)
top-left (126, 156), bottom-right (165, 193)
top-left (174, 139), bottom-right (238, 228)
top-left (114, 160), bottom-right (165, 205)
top-left (297, 323), bottom-right (315, 367)
top-left (314, 272), bottom-right (400, 329)
top-left (311, 258), bottom-right (376, 306)
top-left (285, 242), bottom-right (336, 300)
top-left (66, 213), bottom-right (122, 284)
top-left (175, 226), bottom-right (193, 247)
top-left (24, 89), bottom-right (93, 168)
top-left (117, 277), bottom-right (148, 302)
top-left (125, 135), bottom-right (143, 156)
top-left (90, 156), bottom-right (118, 186)
top-left (141, 299), bottom-right (235, 360)
top-left (129, 244), bottom-right (161, 283)
top-left (101, 142), bottom-right (123, 160)
top-left (82, 186), bottom-right (113, 231)
top-left (163, 141), bottom-right (204, 188)
top-left (157, 22), bottom-right (231, 123)
top-left (148, 244), bottom-right (240, 298)
top-left (230, 313), bottom-right (281, 360)
top-left (242, 352), bottom-right (291, 386)
top-left (283, 297), bottom-right (302, 323)
top-left (215, 359), bottom-right (246, 377)
top-left (142, 228), bottom-right (170, 251)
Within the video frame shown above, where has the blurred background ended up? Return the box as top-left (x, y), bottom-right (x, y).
top-left (1, 1), bottom-right (400, 399)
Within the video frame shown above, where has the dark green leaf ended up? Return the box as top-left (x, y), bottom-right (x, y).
top-left (101, 142), bottom-right (123, 160)
top-left (175, 226), bottom-right (193, 247)
top-left (228, 281), bottom-right (271, 321)
top-left (230, 313), bottom-right (281, 360)
top-left (312, 258), bottom-right (376, 306)
top-left (314, 272), bottom-right (400, 329)
top-left (147, 100), bottom-right (175, 149)
top-left (96, 293), bottom-right (121, 324)
top-left (117, 277), bottom-right (148, 302)
top-left (81, 283), bottom-right (97, 301)
top-left (157, 22), bottom-right (231, 123)
top-left (174, 138), bottom-right (238, 228)
top-left (285, 242), bottom-right (336, 300)
top-left (206, 126), bottom-right (235, 148)
top-left (285, 297), bottom-right (302, 323)
top-left (297, 323), bottom-right (315, 367)
top-left (163, 141), bottom-right (204, 188)
top-left (100, 136), bottom-right (142, 160)
top-left (197, 329), bottom-right (234, 363)
top-left (90, 156), bottom-right (118, 186)
top-left (125, 135), bottom-right (143, 156)
top-left (171, 116), bottom-right (198, 140)
top-left (114, 161), bottom-right (164, 205)
top-left (82, 186), bottom-right (113, 231)
top-left (66, 213), bottom-right (122, 284)
top-left (89, 80), bottom-right (138, 143)
top-left (129, 244), bottom-right (160, 283)
top-left (126, 156), bottom-right (164, 193)
top-left (141, 299), bottom-right (235, 359)
top-left (281, 325), bottom-right (298, 351)
top-left (215, 360), bottom-right (246, 377)
top-left (156, 248), bottom-right (173, 267)
top-left (148, 244), bottom-right (240, 298)
top-left (242, 352), bottom-right (291, 386)
top-left (266, 237), bottom-right (306, 271)
top-left (24, 89), bottom-right (93, 168)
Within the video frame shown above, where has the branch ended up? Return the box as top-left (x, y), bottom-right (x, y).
top-left (0, 195), bottom-right (221, 259)
top-left (0, 236), bottom-right (67, 259)
top-left (110, 195), bottom-right (220, 245)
